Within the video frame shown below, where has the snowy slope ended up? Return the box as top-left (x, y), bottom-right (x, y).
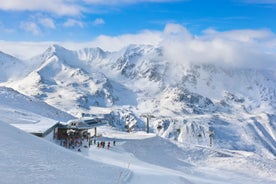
top-left (5, 44), bottom-right (275, 115)
top-left (1, 120), bottom-right (275, 184)
top-left (0, 87), bottom-right (74, 124)
top-left (0, 51), bottom-right (25, 82)
top-left (79, 126), bottom-right (276, 184)
top-left (1, 44), bottom-right (276, 163)
top-left (0, 43), bottom-right (275, 183)
top-left (0, 86), bottom-right (128, 184)
top-left (0, 122), bottom-right (128, 184)
top-left (3, 45), bottom-right (138, 116)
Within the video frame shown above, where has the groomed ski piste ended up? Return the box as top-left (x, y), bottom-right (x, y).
top-left (1, 120), bottom-right (276, 184)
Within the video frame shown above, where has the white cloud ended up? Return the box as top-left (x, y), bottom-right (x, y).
top-left (17, 16), bottom-right (55, 36)
top-left (38, 18), bottom-right (56, 29)
top-left (161, 24), bottom-right (276, 70)
top-left (0, 29), bottom-right (163, 59)
top-left (202, 28), bottom-right (274, 43)
top-left (0, 0), bottom-right (183, 15)
top-left (163, 23), bottom-right (192, 40)
top-left (63, 19), bottom-right (84, 28)
top-left (93, 18), bottom-right (105, 26)
top-left (20, 21), bottom-right (41, 35)
top-left (87, 30), bottom-right (163, 51)
top-left (0, 41), bottom-right (52, 59)
top-left (84, 0), bottom-right (184, 4)
top-left (0, 0), bottom-right (81, 15)
top-left (86, 23), bottom-right (276, 70)
top-left (0, 23), bottom-right (275, 71)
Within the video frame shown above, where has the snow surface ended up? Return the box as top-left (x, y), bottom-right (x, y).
top-left (0, 51), bottom-right (26, 82)
top-left (0, 122), bottom-right (126, 184)
top-left (1, 121), bottom-right (275, 184)
top-left (0, 44), bottom-right (276, 183)
top-left (0, 88), bottom-right (274, 184)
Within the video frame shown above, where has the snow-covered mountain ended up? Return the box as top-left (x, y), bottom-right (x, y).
top-left (0, 86), bottom-right (74, 124)
top-left (1, 44), bottom-right (276, 158)
top-left (0, 44), bottom-right (276, 183)
top-left (0, 51), bottom-right (26, 82)
top-left (0, 85), bottom-right (275, 184)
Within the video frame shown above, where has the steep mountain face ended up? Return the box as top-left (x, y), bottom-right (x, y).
top-left (76, 47), bottom-right (108, 62)
top-left (5, 45), bottom-right (135, 116)
top-left (159, 87), bottom-right (216, 114)
top-left (0, 51), bottom-right (26, 82)
top-left (110, 45), bottom-right (166, 82)
top-left (1, 44), bottom-right (276, 158)
top-left (0, 86), bottom-right (74, 123)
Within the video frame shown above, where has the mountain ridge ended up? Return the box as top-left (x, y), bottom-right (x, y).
top-left (1, 44), bottom-right (276, 158)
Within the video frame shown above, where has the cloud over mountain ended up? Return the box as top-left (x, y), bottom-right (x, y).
top-left (1, 24), bottom-right (275, 72)
top-left (1, 37), bottom-right (276, 159)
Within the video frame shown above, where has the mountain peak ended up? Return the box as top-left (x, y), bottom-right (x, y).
top-left (31, 44), bottom-right (78, 69)
top-left (45, 44), bottom-right (70, 56)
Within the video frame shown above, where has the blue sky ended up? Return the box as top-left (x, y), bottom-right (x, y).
top-left (0, 0), bottom-right (275, 42)
top-left (0, 0), bottom-right (276, 66)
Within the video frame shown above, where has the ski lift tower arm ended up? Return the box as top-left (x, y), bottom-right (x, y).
top-left (141, 113), bottom-right (155, 133)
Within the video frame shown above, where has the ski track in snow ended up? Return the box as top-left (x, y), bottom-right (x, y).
top-left (0, 112), bottom-right (276, 184)
top-left (248, 118), bottom-right (276, 156)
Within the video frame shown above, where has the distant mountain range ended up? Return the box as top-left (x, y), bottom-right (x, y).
top-left (1, 44), bottom-right (276, 158)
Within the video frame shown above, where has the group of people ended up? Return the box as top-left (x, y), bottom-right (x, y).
top-left (59, 135), bottom-right (117, 152)
top-left (89, 139), bottom-right (116, 150)
top-left (60, 136), bottom-right (84, 151)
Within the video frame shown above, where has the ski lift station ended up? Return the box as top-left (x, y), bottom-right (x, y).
top-left (12, 117), bottom-right (107, 140)
top-left (54, 117), bottom-right (107, 142)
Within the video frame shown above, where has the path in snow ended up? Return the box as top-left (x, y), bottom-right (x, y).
top-left (80, 126), bottom-right (276, 184)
